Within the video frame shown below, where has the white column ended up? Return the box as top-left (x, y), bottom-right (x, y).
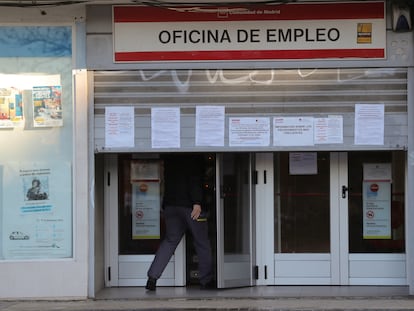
top-left (407, 68), bottom-right (414, 295)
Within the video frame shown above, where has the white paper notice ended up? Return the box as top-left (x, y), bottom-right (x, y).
top-left (354, 104), bottom-right (384, 145)
top-left (229, 117), bottom-right (270, 147)
top-left (289, 152), bottom-right (318, 175)
top-left (131, 181), bottom-right (161, 239)
top-left (151, 107), bottom-right (180, 148)
top-left (363, 163), bottom-right (392, 181)
top-left (362, 163), bottom-right (392, 240)
top-left (362, 181), bottom-right (391, 239)
top-left (273, 117), bottom-right (314, 146)
top-left (314, 116), bottom-right (343, 144)
top-left (196, 106), bottom-right (225, 146)
top-left (105, 106), bottom-right (135, 148)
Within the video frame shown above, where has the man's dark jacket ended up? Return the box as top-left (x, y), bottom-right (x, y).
top-left (162, 155), bottom-right (203, 208)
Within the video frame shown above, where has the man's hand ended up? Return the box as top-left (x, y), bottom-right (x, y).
top-left (191, 204), bottom-right (202, 220)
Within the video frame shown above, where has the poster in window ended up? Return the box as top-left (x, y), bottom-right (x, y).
top-left (362, 163), bottom-right (392, 239)
top-left (1, 161), bottom-right (72, 259)
top-left (131, 181), bottom-right (161, 239)
top-left (0, 88), bottom-right (24, 128)
top-left (131, 160), bottom-right (161, 240)
top-left (33, 86), bottom-right (63, 127)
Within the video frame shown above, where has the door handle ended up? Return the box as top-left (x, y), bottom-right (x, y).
top-left (220, 186), bottom-right (225, 198)
top-left (342, 185), bottom-right (348, 198)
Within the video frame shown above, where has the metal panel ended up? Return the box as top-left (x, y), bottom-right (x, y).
top-left (93, 68), bottom-right (407, 153)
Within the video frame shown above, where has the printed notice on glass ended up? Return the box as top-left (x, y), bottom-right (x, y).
top-left (363, 163), bottom-right (392, 181)
top-left (196, 106), bottom-right (225, 146)
top-left (354, 104), bottom-right (384, 145)
top-left (151, 107), bottom-right (180, 148)
top-left (131, 181), bottom-right (161, 239)
top-left (2, 161), bottom-right (72, 259)
top-left (273, 117), bottom-right (314, 146)
top-left (131, 160), bottom-right (160, 182)
top-left (362, 163), bottom-right (391, 239)
top-left (229, 117), bottom-right (270, 146)
top-left (105, 106), bottom-right (135, 148)
top-left (289, 152), bottom-right (318, 175)
top-left (314, 116), bottom-right (343, 144)
top-left (363, 181), bottom-right (391, 239)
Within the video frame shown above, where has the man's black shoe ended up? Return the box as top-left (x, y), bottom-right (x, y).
top-left (145, 277), bottom-right (157, 291)
top-left (200, 279), bottom-right (216, 290)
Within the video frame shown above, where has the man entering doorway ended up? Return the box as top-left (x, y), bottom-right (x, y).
top-left (146, 154), bottom-right (215, 290)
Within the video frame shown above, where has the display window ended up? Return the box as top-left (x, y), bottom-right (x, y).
top-left (0, 26), bottom-right (73, 260)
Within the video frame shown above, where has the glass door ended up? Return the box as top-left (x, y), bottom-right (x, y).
top-left (216, 153), bottom-right (254, 288)
top-left (273, 152), bottom-right (346, 285)
top-left (347, 151), bottom-right (406, 285)
top-left (272, 151), bottom-right (406, 285)
top-left (104, 154), bottom-right (186, 287)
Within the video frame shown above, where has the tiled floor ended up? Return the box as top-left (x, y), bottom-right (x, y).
top-left (96, 285), bottom-right (410, 300)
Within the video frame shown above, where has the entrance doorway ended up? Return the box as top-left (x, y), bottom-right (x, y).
top-left (103, 151), bottom-right (406, 288)
top-left (270, 151), bottom-right (406, 285)
top-left (104, 152), bottom-right (256, 288)
top-left (105, 153), bottom-right (218, 287)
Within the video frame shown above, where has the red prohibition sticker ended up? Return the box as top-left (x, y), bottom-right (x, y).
top-left (139, 183), bottom-right (148, 192)
top-left (136, 210), bottom-right (144, 219)
top-left (370, 183), bottom-right (379, 192)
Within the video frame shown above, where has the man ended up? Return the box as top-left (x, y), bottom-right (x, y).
top-left (146, 154), bottom-right (215, 290)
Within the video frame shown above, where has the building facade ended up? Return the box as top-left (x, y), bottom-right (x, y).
top-left (0, 0), bottom-right (413, 299)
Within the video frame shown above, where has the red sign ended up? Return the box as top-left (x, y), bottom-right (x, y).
top-left (370, 183), bottom-right (379, 192)
top-left (113, 1), bottom-right (386, 62)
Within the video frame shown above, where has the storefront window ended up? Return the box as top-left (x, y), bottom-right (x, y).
top-left (0, 26), bottom-right (73, 259)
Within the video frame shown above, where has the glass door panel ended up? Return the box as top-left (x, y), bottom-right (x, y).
top-left (272, 151), bottom-right (406, 285)
top-left (217, 153), bottom-right (253, 288)
top-left (116, 153), bottom-right (218, 287)
top-left (348, 151), bottom-right (405, 254)
top-left (347, 151), bottom-right (406, 285)
top-left (275, 152), bottom-right (331, 253)
top-left (118, 154), bottom-right (164, 255)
